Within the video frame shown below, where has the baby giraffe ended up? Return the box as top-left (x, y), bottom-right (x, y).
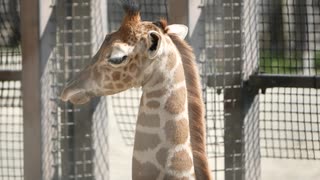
top-left (61, 1), bottom-right (211, 179)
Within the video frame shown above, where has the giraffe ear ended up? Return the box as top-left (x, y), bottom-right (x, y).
top-left (167, 24), bottom-right (188, 39)
top-left (147, 31), bottom-right (162, 59)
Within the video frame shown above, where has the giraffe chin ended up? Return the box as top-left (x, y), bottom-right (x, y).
top-left (69, 92), bottom-right (91, 105)
top-left (61, 91), bottom-right (91, 105)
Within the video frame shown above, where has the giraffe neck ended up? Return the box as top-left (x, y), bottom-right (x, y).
top-left (132, 49), bottom-right (195, 180)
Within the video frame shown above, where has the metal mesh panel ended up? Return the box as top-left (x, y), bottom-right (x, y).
top-left (260, 88), bottom-right (320, 159)
top-left (205, 0), bottom-right (261, 179)
top-left (204, 1), bottom-right (226, 179)
top-left (259, 0), bottom-right (320, 75)
top-left (41, 0), bottom-right (108, 179)
top-left (242, 0), bottom-right (260, 179)
top-left (92, 97), bottom-right (109, 180)
top-left (0, 0), bottom-right (23, 179)
top-left (0, 81), bottom-right (23, 180)
top-left (0, 0), bottom-right (21, 71)
top-left (108, 0), bottom-right (168, 145)
top-left (259, 0), bottom-right (320, 160)
top-left (204, 0), bottom-right (245, 179)
top-left (91, 1), bottom-right (109, 179)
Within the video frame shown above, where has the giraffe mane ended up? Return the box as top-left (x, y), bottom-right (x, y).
top-left (121, 0), bottom-right (140, 15)
top-left (120, 0), bottom-right (141, 25)
top-left (153, 19), bottom-right (168, 33)
top-left (168, 34), bottom-right (212, 180)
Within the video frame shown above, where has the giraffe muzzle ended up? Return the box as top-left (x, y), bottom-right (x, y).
top-left (60, 76), bottom-right (94, 105)
top-left (60, 88), bottom-right (91, 105)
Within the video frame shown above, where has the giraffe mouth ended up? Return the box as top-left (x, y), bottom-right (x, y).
top-left (60, 89), bottom-right (92, 105)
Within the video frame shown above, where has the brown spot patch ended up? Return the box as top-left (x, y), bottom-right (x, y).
top-left (104, 83), bottom-right (114, 89)
top-left (164, 175), bottom-right (190, 180)
top-left (104, 74), bottom-right (111, 81)
top-left (129, 63), bottom-right (138, 73)
top-left (134, 131), bottom-right (161, 151)
top-left (112, 71), bottom-right (121, 81)
top-left (146, 88), bottom-right (167, 98)
top-left (170, 150), bottom-right (193, 172)
top-left (156, 148), bottom-right (168, 168)
top-left (151, 73), bottom-right (166, 86)
top-left (138, 112), bottom-right (161, 127)
top-left (146, 100), bottom-right (160, 109)
top-left (123, 75), bottom-right (133, 83)
top-left (132, 157), bottom-right (160, 180)
top-left (92, 70), bottom-right (102, 84)
top-left (173, 65), bottom-right (185, 83)
top-left (166, 53), bottom-right (177, 71)
top-left (165, 87), bottom-right (186, 114)
top-left (116, 83), bottom-right (124, 89)
top-left (164, 119), bottom-right (189, 145)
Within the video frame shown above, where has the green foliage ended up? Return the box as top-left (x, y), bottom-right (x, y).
top-left (259, 51), bottom-right (320, 74)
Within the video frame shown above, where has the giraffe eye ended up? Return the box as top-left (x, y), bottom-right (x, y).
top-left (109, 55), bottom-right (128, 65)
top-left (108, 43), bottom-right (133, 66)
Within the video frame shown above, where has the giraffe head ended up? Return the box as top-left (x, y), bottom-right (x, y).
top-left (60, 1), bottom-right (188, 104)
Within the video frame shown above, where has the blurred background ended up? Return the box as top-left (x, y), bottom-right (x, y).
top-left (0, 0), bottom-right (319, 180)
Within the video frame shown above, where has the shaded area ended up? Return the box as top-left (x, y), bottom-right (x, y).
top-left (0, 0), bottom-right (23, 180)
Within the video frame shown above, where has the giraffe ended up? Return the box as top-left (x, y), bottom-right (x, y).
top-left (60, 1), bottom-right (211, 179)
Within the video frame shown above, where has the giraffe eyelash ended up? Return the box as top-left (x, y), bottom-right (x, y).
top-left (108, 55), bottom-right (128, 65)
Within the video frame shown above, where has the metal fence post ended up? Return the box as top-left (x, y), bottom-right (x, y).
top-left (221, 0), bottom-right (260, 179)
top-left (168, 0), bottom-right (205, 59)
top-left (222, 0), bottom-right (261, 179)
top-left (21, 0), bottom-right (42, 179)
top-left (56, 0), bottom-right (94, 179)
top-left (242, 0), bottom-right (261, 179)
top-left (220, 0), bottom-right (243, 179)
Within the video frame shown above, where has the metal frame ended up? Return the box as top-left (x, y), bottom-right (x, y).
top-left (21, 0), bottom-right (42, 180)
top-left (0, 71), bottom-right (21, 81)
top-left (222, 1), bottom-right (244, 177)
top-left (18, 0), bottom-right (261, 180)
top-left (247, 74), bottom-right (320, 91)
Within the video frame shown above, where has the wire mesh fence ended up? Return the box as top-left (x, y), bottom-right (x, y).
top-left (259, 0), bottom-right (320, 161)
top-left (204, 0), bottom-right (233, 178)
top-left (41, 0), bottom-right (108, 179)
top-left (259, 0), bottom-right (320, 75)
top-left (0, 0), bottom-right (318, 179)
top-left (0, 0), bottom-right (23, 180)
top-left (203, 0), bottom-right (258, 178)
top-left (260, 88), bottom-right (320, 160)
top-left (0, 0), bottom-right (21, 71)
top-left (0, 81), bottom-right (23, 180)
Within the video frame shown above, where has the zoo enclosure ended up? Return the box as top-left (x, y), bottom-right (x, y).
top-left (0, 0), bottom-right (319, 180)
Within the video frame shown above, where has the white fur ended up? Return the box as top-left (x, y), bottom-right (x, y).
top-left (167, 24), bottom-right (189, 39)
top-left (109, 43), bottom-right (133, 63)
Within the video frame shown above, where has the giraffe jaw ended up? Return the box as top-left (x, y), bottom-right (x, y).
top-left (60, 89), bottom-right (91, 105)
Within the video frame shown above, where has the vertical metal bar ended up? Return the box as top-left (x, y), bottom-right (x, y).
top-left (223, 0), bottom-right (243, 179)
top-left (57, 0), bottom-right (94, 179)
top-left (21, 0), bottom-right (41, 179)
top-left (167, 0), bottom-right (188, 25)
top-left (71, 0), bottom-right (94, 177)
top-left (188, 0), bottom-right (205, 61)
top-left (242, 0), bottom-right (261, 178)
top-left (168, 0), bottom-right (205, 59)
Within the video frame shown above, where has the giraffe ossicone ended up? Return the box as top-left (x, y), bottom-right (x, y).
top-left (60, 1), bottom-right (211, 179)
